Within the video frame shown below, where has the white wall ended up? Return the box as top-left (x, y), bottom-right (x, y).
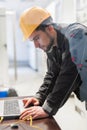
top-left (56, 0), bottom-right (77, 24)
top-left (0, 8), bottom-right (9, 85)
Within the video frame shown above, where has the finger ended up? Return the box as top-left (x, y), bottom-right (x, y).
top-left (34, 100), bottom-right (39, 106)
top-left (32, 115), bottom-right (36, 120)
top-left (32, 114), bottom-right (38, 120)
top-left (22, 99), bottom-right (26, 105)
top-left (24, 99), bottom-right (32, 108)
top-left (20, 108), bottom-right (34, 119)
top-left (20, 111), bottom-right (34, 120)
top-left (22, 98), bottom-right (29, 105)
top-left (20, 110), bottom-right (30, 119)
top-left (22, 114), bottom-right (31, 120)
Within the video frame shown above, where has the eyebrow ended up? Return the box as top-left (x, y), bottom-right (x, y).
top-left (30, 34), bottom-right (39, 41)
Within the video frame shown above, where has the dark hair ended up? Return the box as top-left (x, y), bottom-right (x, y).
top-left (35, 16), bottom-right (53, 31)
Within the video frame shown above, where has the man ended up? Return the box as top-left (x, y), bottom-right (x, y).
top-left (19, 7), bottom-right (82, 120)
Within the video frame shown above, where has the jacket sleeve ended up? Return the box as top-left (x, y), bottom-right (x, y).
top-left (35, 57), bottom-right (60, 105)
top-left (42, 38), bottom-right (82, 115)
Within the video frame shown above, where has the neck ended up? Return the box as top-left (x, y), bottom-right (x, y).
top-left (53, 30), bottom-right (57, 46)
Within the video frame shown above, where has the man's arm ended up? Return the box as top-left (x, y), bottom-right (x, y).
top-left (42, 38), bottom-right (82, 115)
top-left (35, 58), bottom-right (60, 106)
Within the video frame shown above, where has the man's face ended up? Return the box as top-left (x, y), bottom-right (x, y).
top-left (29, 26), bottom-right (55, 52)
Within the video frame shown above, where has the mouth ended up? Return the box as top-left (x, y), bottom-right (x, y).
top-left (39, 45), bottom-right (47, 51)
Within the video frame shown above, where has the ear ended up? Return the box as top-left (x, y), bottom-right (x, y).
top-left (46, 25), bottom-right (54, 32)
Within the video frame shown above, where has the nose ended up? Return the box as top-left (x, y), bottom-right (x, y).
top-left (34, 41), bottom-right (40, 48)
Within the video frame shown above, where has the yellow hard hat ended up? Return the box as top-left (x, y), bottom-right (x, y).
top-left (19, 7), bottom-right (51, 40)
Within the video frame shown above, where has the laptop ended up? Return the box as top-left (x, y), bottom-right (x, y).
top-left (0, 99), bottom-right (24, 120)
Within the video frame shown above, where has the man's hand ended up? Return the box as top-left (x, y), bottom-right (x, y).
top-left (23, 97), bottom-right (39, 107)
top-left (20, 106), bottom-right (49, 120)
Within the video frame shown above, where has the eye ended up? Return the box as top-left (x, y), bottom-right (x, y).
top-left (34, 36), bottom-right (39, 42)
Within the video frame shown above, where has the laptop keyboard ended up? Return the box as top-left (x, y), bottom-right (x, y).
top-left (4, 100), bottom-right (20, 115)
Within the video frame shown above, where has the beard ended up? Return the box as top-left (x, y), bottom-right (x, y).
top-left (45, 38), bottom-right (54, 53)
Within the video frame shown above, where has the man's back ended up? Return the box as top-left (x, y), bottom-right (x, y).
top-left (60, 23), bottom-right (87, 101)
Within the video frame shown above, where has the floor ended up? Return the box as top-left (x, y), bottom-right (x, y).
top-left (8, 67), bottom-right (87, 130)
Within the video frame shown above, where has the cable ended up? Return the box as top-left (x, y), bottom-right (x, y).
top-left (0, 116), bottom-right (43, 130)
top-left (0, 117), bottom-right (3, 123)
top-left (23, 116), bottom-right (43, 130)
